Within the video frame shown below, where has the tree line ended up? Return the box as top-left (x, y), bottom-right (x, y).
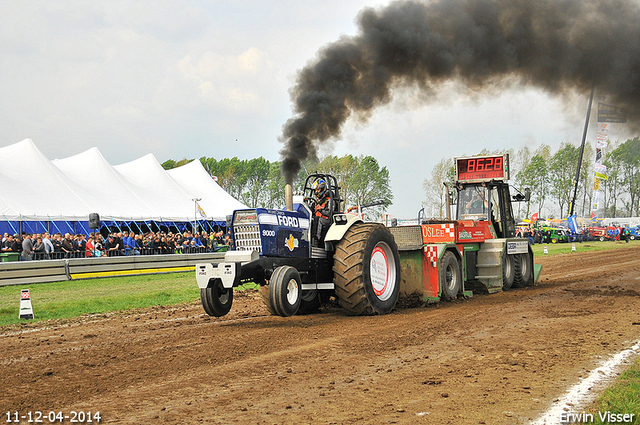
top-left (162, 155), bottom-right (393, 220)
top-left (422, 137), bottom-right (640, 220)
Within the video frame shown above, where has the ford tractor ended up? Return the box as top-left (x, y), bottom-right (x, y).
top-left (196, 174), bottom-right (401, 317)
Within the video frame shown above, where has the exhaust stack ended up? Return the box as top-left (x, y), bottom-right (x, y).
top-left (285, 184), bottom-right (293, 211)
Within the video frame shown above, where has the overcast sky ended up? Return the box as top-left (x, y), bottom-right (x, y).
top-left (1, 0), bottom-right (633, 218)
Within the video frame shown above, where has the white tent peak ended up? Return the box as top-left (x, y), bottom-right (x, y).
top-left (167, 159), bottom-right (247, 220)
top-left (53, 147), bottom-right (157, 219)
top-left (0, 139), bottom-right (247, 222)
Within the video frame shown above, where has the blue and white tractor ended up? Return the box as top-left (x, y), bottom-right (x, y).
top-left (196, 174), bottom-right (401, 317)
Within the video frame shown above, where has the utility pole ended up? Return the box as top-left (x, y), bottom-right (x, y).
top-left (191, 198), bottom-right (202, 233)
top-left (568, 85), bottom-right (596, 218)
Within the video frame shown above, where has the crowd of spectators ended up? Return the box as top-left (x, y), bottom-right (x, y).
top-left (1, 229), bottom-right (232, 261)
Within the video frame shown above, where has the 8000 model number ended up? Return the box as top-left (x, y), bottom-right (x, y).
top-left (6, 411), bottom-right (101, 423)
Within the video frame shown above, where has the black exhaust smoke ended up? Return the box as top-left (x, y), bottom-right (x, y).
top-left (279, 0), bottom-right (640, 183)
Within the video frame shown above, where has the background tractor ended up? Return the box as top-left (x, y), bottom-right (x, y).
top-left (390, 154), bottom-right (541, 302)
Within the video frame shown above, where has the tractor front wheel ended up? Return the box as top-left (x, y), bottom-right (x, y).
top-left (269, 266), bottom-right (302, 317)
top-left (200, 279), bottom-right (233, 317)
top-left (333, 223), bottom-right (400, 315)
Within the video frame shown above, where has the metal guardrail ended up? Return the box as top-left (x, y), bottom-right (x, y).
top-left (0, 252), bottom-right (225, 287)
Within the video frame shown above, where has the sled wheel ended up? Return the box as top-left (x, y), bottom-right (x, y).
top-left (297, 289), bottom-right (321, 315)
top-left (333, 223), bottom-right (401, 315)
top-left (269, 266), bottom-right (301, 317)
top-left (200, 279), bottom-right (233, 317)
top-left (440, 250), bottom-right (461, 300)
top-left (513, 250), bottom-right (533, 288)
top-left (502, 252), bottom-right (516, 290)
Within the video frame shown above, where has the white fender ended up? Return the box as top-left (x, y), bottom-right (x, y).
top-left (324, 213), bottom-right (364, 242)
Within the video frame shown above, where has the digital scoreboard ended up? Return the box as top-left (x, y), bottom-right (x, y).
top-left (455, 154), bottom-right (509, 183)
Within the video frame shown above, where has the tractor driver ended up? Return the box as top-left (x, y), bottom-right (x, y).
top-left (312, 178), bottom-right (331, 248)
top-left (464, 189), bottom-right (488, 216)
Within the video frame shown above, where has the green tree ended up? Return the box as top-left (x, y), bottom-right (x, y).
top-left (512, 146), bottom-right (532, 218)
top-left (601, 140), bottom-right (622, 217)
top-left (240, 157), bottom-right (272, 208)
top-left (549, 143), bottom-right (580, 218)
top-left (315, 155), bottom-right (393, 220)
top-left (518, 145), bottom-right (551, 218)
top-left (607, 137), bottom-right (640, 216)
top-left (161, 158), bottom-right (192, 169)
top-left (199, 157), bottom-right (247, 200)
top-left (422, 158), bottom-right (455, 219)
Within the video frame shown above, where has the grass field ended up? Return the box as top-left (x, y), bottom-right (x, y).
top-left (0, 272), bottom-right (200, 327)
top-left (530, 239), bottom-right (637, 256)
top-left (0, 271), bottom-right (261, 327)
top-left (587, 358), bottom-right (640, 424)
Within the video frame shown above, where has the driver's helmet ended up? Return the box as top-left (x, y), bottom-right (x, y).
top-left (312, 178), bottom-right (327, 198)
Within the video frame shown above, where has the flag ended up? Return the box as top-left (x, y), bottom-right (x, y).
top-left (531, 212), bottom-right (539, 222)
top-left (197, 202), bottom-right (206, 218)
top-left (592, 190), bottom-right (601, 210)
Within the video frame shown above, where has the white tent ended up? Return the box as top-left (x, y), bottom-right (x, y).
top-left (52, 147), bottom-right (157, 220)
top-left (166, 159), bottom-right (246, 221)
top-left (0, 138), bottom-right (247, 226)
top-left (0, 139), bottom-right (98, 221)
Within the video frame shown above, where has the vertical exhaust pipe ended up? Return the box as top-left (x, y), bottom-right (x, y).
top-left (285, 183), bottom-right (293, 211)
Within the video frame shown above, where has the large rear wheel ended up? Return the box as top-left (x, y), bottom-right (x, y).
top-left (200, 279), bottom-right (233, 317)
top-left (333, 223), bottom-right (401, 315)
top-left (269, 266), bottom-right (302, 317)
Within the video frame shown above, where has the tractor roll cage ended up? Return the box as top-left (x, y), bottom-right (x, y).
top-left (303, 173), bottom-right (343, 219)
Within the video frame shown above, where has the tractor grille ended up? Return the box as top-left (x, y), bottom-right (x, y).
top-left (233, 224), bottom-right (262, 253)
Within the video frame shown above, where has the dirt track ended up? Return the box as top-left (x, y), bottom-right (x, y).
top-left (1, 245), bottom-right (640, 424)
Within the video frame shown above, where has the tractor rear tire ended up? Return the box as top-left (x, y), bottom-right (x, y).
top-left (333, 223), bottom-right (400, 316)
top-left (269, 266), bottom-right (302, 317)
top-left (502, 252), bottom-right (516, 290)
top-left (513, 251), bottom-right (533, 288)
top-left (200, 279), bottom-right (233, 317)
top-left (440, 251), bottom-right (461, 300)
